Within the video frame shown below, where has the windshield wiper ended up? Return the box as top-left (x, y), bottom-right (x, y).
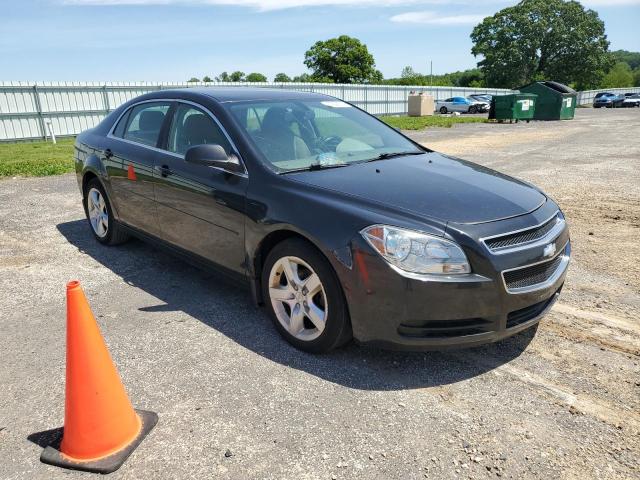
top-left (280, 162), bottom-right (349, 174)
top-left (363, 151), bottom-right (424, 163)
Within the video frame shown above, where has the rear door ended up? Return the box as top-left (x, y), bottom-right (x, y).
top-left (452, 97), bottom-right (468, 112)
top-left (108, 101), bottom-right (172, 236)
top-left (152, 101), bottom-right (248, 275)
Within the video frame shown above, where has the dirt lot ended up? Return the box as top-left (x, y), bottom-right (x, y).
top-left (1, 108), bottom-right (639, 479)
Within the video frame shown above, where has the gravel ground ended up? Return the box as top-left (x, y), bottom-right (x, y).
top-left (1, 108), bottom-right (639, 480)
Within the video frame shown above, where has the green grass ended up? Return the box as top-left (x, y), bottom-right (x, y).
top-left (0, 138), bottom-right (75, 177)
top-left (380, 115), bottom-right (487, 130)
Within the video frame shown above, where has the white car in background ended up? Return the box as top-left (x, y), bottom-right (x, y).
top-left (435, 97), bottom-right (479, 114)
top-left (467, 94), bottom-right (491, 113)
top-left (622, 94), bottom-right (640, 107)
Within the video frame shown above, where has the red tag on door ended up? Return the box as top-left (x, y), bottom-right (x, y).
top-left (127, 164), bottom-right (137, 181)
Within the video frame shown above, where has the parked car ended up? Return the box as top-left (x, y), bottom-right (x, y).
top-left (436, 97), bottom-right (479, 114)
top-left (75, 88), bottom-right (570, 352)
top-left (469, 94), bottom-right (492, 103)
top-left (466, 96), bottom-right (490, 113)
top-left (593, 93), bottom-right (625, 108)
top-left (622, 93), bottom-right (640, 107)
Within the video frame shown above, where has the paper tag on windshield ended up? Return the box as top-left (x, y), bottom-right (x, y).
top-left (321, 100), bottom-right (351, 108)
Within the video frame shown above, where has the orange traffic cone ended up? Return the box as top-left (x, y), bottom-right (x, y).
top-left (40, 280), bottom-right (157, 473)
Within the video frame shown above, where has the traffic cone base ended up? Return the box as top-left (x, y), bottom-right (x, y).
top-left (40, 409), bottom-right (158, 474)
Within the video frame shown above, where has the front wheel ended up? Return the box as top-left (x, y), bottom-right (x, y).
top-left (262, 238), bottom-right (351, 353)
top-left (439, 106), bottom-right (448, 114)
top-left (469, 105), bottom-right (478, 114)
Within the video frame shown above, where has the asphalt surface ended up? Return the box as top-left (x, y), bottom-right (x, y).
top-left (1, 108), bottom-right (639, 479)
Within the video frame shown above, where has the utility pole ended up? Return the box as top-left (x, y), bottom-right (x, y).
top-left (430, 60), bottom-right (433, 87)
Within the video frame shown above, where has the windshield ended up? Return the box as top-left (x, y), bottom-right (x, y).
top-left (226, 99), bottom-right (423, 172)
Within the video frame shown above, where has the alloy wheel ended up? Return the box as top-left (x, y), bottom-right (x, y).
top-left (268, 256), bottom-right (327, 342)
top-left (87, 187), bottom-right (108, 238)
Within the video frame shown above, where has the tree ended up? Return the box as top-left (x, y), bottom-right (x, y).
top-left (634, 68), bottom-right (640, 87)
top-left (292, 73), bottom-right (313, 82)
top-left (273, 73), bottom-right (292, 82)
top-left (401, 66), bottom-right (417, 79)
top-left (229, 71), bottom-right (245, 82)
top-left (246, 72), bottom-right (267, 82)
top-left (304, 35), bottom-right (377, 83)
top-left (471, 0), bottom-right (612, 90)
top-left (367, 69), bottom-right (384, 84)
top-left (202, 76), bottom-right (213, 83)
top-left (187, 77), bottom-right (200, 83)
top-left (600, 62), bottom-right (634, 88)
top-left (453, 69), bottom-right (485, 88)
top-left (611, 50), bottom-right (640, 71)
top-left (216, 72), bottom-right (230, 82)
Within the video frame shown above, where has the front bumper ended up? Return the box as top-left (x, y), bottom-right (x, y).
top-left (339, 205), bottom-right (570, 350)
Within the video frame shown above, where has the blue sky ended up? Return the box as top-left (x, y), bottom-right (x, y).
top-left (1, 0), bottom-right (639, 81)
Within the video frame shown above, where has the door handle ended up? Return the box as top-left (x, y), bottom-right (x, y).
top-left (104, 148), bottom-right (113, 159)
top-left (155, 164), bottom-right (172, 177)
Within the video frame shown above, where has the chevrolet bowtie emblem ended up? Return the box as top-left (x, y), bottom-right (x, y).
top-left (543, 243), bottom-right (556, 258)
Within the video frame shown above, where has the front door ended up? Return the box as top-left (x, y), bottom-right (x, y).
top-left (153, 102), bottom-right (248, 275)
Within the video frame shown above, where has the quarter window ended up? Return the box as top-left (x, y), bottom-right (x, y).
top-left (167, 104), bottom-right (232, 156)
top-left (121, 102), bottom-right (170, 147)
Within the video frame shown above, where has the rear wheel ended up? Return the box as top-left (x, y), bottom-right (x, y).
top-left (439, 106), bottom-right (448, 114)
top-left (262, 238), bottom-right (351, 353)
top-left (83, 178), bottom-right (130, 245)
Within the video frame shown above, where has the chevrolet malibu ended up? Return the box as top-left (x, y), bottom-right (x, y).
top-left (74, 88), bottom-right (570, 353)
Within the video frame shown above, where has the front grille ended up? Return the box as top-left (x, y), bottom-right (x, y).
top-left (503, 253), bottom-right (564, 290)
top-left (398, 318), bottom-right (491, 338)
top-left (485, 215), bottom-right (559, 251)
top-left (507, 290), bottom-right (559, 328)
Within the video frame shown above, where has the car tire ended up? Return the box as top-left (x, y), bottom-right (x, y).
top-left (469, 106), bottom-right (478, 114)
top-left (439, 106), bottom-right (448, 114)
top-left (83, 177), bottom-right (130, 245)
top-left (262, 238), bottom-right (352, 353)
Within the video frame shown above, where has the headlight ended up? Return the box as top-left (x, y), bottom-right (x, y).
top-left (360, 225), bottom-right (470, 275)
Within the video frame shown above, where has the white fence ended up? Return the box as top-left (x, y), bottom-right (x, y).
top-left (1, 81), bottom-right (638, 142)
top-left (0, 81), bottom-right (512, 142)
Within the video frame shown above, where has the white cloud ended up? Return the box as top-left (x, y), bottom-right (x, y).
top-left (62, 0), bottom-right (427, 10)
top-left (60, 0), bottom-right (640, 11)
top-left (390, 11), bottom-right (486, 25)
top-left (61, 0), bottom-right (509, 10)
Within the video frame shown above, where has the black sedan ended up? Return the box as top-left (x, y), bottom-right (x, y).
top-left (74, 88), bottom-right (570, 352)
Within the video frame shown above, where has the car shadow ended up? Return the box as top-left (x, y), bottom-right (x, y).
top-left (57, 220), bottom-right (535, 392)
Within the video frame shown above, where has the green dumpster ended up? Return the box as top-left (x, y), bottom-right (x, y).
top-left (489, 93), bottom-right (537, 122)
top-left (518, 81), bottom-right (577, 120)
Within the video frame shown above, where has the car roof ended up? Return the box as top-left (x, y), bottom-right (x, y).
top-left (153, 87), bottom-right (332, 103)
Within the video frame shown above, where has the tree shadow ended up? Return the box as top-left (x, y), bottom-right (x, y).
top-left (57, 220), bottom-right (535, 392)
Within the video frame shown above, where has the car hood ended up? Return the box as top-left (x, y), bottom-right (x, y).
top-left (288, 153), bottom-right (546, 225)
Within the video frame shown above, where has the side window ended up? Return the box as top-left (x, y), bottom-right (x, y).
top-left (112, 109), bottom-right (130, 138)
top-left (444, 98), bottom-right (453, 102)
top-left (167, 104), bottom-right (232, 156)
top-left (122, 102), bottom-right (170, 147)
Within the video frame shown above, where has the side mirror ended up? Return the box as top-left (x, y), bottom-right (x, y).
top-left (185, 144), bottom-right (244, 173)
